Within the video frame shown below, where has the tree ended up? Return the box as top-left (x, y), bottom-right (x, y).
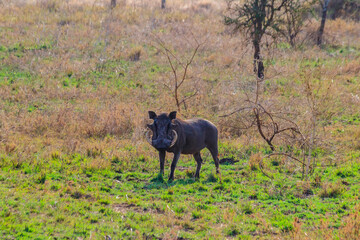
top-left (278, 0), bottom-right (315, 47)
top-left (161, 0), bottom-right (166, 9)
top-left (110, 0), bottom-right (116, 9)
top-left (225, 0), bottom-right (289, 79)
top-left (317, 0), bottom-right (331, 46)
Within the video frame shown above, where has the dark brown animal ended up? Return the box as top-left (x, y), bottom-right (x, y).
top-left (146, 111), bottom-right (220, 181)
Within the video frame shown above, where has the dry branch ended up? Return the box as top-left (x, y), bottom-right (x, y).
top-left (152, 35), bottom-right (204, 112)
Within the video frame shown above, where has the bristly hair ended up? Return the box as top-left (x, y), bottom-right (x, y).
top-left (157, 113), bottom-right (169, 119)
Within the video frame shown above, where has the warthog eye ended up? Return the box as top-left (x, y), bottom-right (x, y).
top-left (167, 123), bottom-right (171, 134)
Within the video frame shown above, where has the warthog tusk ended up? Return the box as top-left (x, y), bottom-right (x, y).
top-left (145, 130), bottom-right (152, 145)
top-left (170, 130), bottom-right (178, 147)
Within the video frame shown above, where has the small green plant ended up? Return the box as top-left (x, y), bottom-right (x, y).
top-left (86, 147), bottom-right (102, 158)
top-left (185, 169), bottom-right (194, 178)
top-left (50, 184), bottom-right (60, 191)
top-left (51, 151), bottom-right (60, 160)
top-left (196, 184), bottom-right (208, 192)
top-left (56, 216), bottom-right (65, 223)
top-left (312, 174), bottom-right (322, 187)
top-left (98, 199), bottom-right (110, 205)
top-left (182, 221), bottom-right (195, 231)
top-left (191, 211), bottom-right (202, 219)
top-left (271, 160), bottom-right (280, 166)
top-left (62, 80), bottom-right (69, 87)
top-left (174, 205), bottom-right (185, 214)
top-left (214, 183), bottom-right (225, 191)
top-left (206, 173), bottom-right (218, 183)
top-left (241, 202), bottom-right (254, 215)
top-left (35, 172), bottom-right (46, 184)
top-left (90, 217), bottom-right (98, 223)
top-left (336, 168), bottom-right (356, 178)
top-left (71, 191), bottom-right (83, 199)
top-left (150, 173), bottom-right (164, 183)
top-left (161, 194), bottom-right (174, 202)
top-left (226, 224), bottom-right (241, 236)
top-left (319, 183), bottom-right (344, 198)
top-left (278, 219), bottom-right (294, 232)
top-left (24, 225), bottom-right (33, 233)
top-left (249, 153), bottom-right (261, 171)
top-left (223, 177), bottom-right (232, 183)
top-left (100, 186), bottom-right (111, 192)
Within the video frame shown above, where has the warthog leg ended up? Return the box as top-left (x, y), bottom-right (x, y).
top-left (207, 145), bottom-right (220, 175)
top-left (159, 150), bottom-right (165, 175)
top-left (169, 152), bottom-right (181, 181)
top-left (193, 152), bottom-right (203, 179)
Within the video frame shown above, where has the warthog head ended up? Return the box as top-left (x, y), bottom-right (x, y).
top-left (146, 111), bottom-right (178, 150)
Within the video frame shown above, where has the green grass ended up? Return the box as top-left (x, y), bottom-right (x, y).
top-left (1, 148), bottom-right (359, 239)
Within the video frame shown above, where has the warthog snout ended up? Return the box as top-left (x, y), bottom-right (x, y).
top-left (146, 127), bottom-right (177, 150)
top-left (152, 138), bottom-right (172, 150)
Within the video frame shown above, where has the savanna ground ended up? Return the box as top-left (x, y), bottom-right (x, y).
top-left (0, 0), bottom-right (360, 239)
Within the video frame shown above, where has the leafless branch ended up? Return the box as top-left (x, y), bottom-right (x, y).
top-left (152, 34), bottom-right (204, 112)
top-left (219, 106), bottom-right (253, 118)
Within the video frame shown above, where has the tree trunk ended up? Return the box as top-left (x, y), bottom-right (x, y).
top-left (289, 33), bottom-right (295, 47)
top-left (110, 0), bottom-right (116, 9)
top-left (317, 0), bottom-right (330, 46)
top-left (253, 39), bottom-right (264, 79)
top-left (161, 0), bottom-right (166, 9)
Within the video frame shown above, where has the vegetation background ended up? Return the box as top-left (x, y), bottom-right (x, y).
top-left (0, 0), bottom-right (359, 239)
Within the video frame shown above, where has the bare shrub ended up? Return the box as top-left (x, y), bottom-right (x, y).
top-left (20, 103), bottom-right (142, 140)
top-left (127, 46), bottom-right (143, 61)
top-left (290, 217), bottom-right (303, 240)
top-left (81, 104), bottom-right (141, 139)
top-left (221, 77), bottom-right (304, 152)
top-left (249, 153), bottom-right (261, 171)
top-left (295, 181), bottom-right (314, 197)
top-left (86, 158), bottom-right (111, 172)
top-left (152, 34), bottom-right (204, 113)
top-left (22, 114), bottom-right (50, 137)
top-left (318, 182), bottom-right (344, 198)
top-left (339, 208), bottom-right (360, 238)
top-left (37, 0), bottom-right (60, 12)
top-left (5, 143), bottom-right (17, 154)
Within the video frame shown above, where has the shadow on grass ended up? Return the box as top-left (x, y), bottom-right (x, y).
top-left (142, 173), bottom-right (197, 189)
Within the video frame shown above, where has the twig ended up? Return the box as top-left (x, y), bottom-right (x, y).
top-left (219, 107), bottom-right (252, 117)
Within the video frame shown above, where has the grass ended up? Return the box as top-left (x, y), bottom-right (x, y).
top-left (0, 0), bottom-right (360, 239)
top-left (1, 150), bottom-right (360, 239)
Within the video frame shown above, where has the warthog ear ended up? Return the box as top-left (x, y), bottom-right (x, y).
top-left (148, 111), bottom-right (157, 119)
top-left (169, 111), bottom-right (177, 120)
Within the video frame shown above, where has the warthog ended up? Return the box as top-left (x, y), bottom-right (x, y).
top-left (146, 111), bottom-right (220, 181)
